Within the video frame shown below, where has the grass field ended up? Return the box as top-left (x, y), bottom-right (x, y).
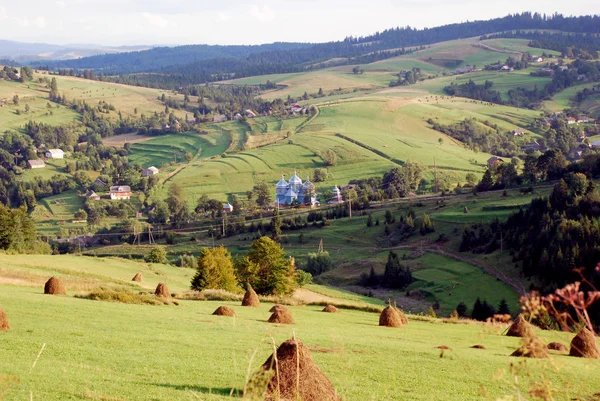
top-left (0, 254), bottom-right (599, 401)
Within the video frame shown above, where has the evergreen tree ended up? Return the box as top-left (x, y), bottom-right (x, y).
top-left (419, 214), bottom-right (435, 235)
top-left (271, 209), bottom-right (282, 241)
top-left (477, 170), bottom-right (494, 192)
top-left (456, 301), bottom-right (468, 317)
top-left (382, 251), bottom-right (413, 289)
top-left (497, 299), bottom-right (511, 315)
top-left (471, 298), bottom-right (483, 321)
top-left (191, 246), bottom-right (239, 292)
top-left (366, 213), bottom-right (373, 227)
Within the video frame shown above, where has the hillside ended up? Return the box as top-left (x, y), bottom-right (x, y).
top-left (0, 254), bottom-right (598, 400)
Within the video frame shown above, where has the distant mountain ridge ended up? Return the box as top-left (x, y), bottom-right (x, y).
top-left (0, 40), bottom-right (152, 61)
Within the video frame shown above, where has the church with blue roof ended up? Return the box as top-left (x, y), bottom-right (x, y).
top-left (275, 171), bottom-right (319, 207)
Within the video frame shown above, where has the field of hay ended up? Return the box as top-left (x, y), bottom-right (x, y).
top-left (0, 253), bottom-right (598, 401)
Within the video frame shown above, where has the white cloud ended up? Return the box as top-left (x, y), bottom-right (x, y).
top-left (142, 12), bottom-right (168, 28)
top-left (14, 17), bottom-right (30, 27)
top-left (250, 5), bottom-right (275, 22)
top-left (56, 1), bottom-right (67, 8)
top-left (34, 16), bottom-right (47, 28)
top-left (215, 12), bottom-right (231, 23)
top-left (0, 7), bottom-right (7, 21)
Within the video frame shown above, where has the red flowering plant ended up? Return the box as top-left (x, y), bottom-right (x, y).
top-left (519, 266), bottom-right (600, 335)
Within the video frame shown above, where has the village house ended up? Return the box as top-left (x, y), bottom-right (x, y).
top-left (487, 156), bottom-right (504, 168)
top-left (109, 185), bottom-right (131, 200)
top-left (142, 166), bottom-right (159, 177)
top-left (529, 56), bottom-right (543, 63)
top-left (566, 117), bottom-right (577, 125)
top-left (512, 129), bottom-right (525, 137)
top-left (499, 65), bottom-right (514, 72)
top-left (577, 116), bottom-right (591, 124)
top-left (275, 172), bottom-right (318, 208)
top-left (455, 65), bottom-right (475, 74)
top-left (521, 141), bottom-right (543, 153)
top-left (85, 190), bottom-right (100, 201)
top-left (213, 114), bottom-right (227, 123)
top-left (245, 109), bottom-right (257, 118)
top-left (569, 149), bottom-right (584, 162)
top-left (27, 160), bottom-right (45, 169)
top-left (233, 113), bottom-right (243, 121)
top-left (577, 74), bottom-right (587, 81)
top-left (223, 203), bottom-right (234, 213)
top-left (45, 149), bottom-right (64, 159)
top-left (94, 178), bottom-right (108, 188)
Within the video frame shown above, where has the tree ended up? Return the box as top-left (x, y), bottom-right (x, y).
top-left (147, 247), bottom-right (167, 264)
top-left (190, 246), bottom-right (239, 292)
top-left (24, 104), bottom-right (30, 113)
top-left (235, 237), bottom-right (296, 295)
top-left (313, 168), bottom-right (328, 182)
top-left (477, 170), bottom-right (494, 192)
top-left (456, 301), bottom-right (468, 317)
top-left (419, 214), bottom-right (435, 235)
top-left (465, 173), bottom-right (477, 186)
top-left (49, 78), bottom-right (59, 100)
top-left (252, 181), bottom-right (271, 207)
top-left (322, 149), bottom-right (337, 166)
top-left (472, 298), bottom-right (483, 321)
top-left (497, 299), bottom-right (511, 315)
top-left (195, 194), bottom-right (222, 218)
top-left (0, 205), bottom-right (38, 252)
top-left (74, 209), bottom-right (87, 220)
top-left (271, 209), bottom-right (282, 241)
top-left (12, 95), bottom-right (19, 105)
top-left (382, 251), bottom-right (413, 289)
top-left (366, 213), bottom-right (373, 227)
top-left (305, 251), bottom-right (333, 276)
top-left (352, 66), bottom-right (361, 74)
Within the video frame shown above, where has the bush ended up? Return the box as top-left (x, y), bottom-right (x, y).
top-left (295, 270), bottom-right (313, 287)
top-left (305, 251), bottom-right (333, 276)
top-left (165, 231), bottom-right (177, 245)
top-left (419, 214), bottom-right (435, 235)
top-left (147, 247), bottom-right (167, 264)
top-left (179, 254), bottom-right (196, 268)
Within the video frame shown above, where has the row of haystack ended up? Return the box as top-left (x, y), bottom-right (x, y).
top-left (507, 315), bottom-right (600, 359)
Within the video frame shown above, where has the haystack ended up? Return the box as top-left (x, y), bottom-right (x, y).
top-left (213, 306), bottom-right (236, 317)
top-left (547, 342), bottom-right (568, 352)
top-left (322, 305), bottom-right (340, 313)
top-left (44, 276), bottom-right (67, 295)
top-left (0, 306), bottom-right (9, 331)
top-left (471, 344), bottom-right (486, 349)
top-left (268, 308), bottom-right (295, 324)
top-left (569, 328), bottom-right (600, 358)
top-left (269, 304), bottom-right (287, 313)
top-left (154, 283), bottom-right (170, 298)
top-left (506, 315), bottom-right (535, 337)
top-left (132, 272), bottom-right (143, 282)
top-left (379, 306), bottom-right (403, 328)
top-left (511, 337), bottom-right (548, 358)
top-left (242, 285), bottom-right (260, 307)
top-left (255, 338), bottom-right (340, 401)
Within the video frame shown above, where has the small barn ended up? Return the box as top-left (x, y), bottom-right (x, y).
top-left (142, 166), bottom-right (159, 177)
top-left (223, 203), bottom-right (234, 213)
top-left (487, 156), bottom-right (504, 168)
top-left (86, 190), bottom-right (100, 201)
top-left (27, 160), bottom-right (46, 169)
top-left (213, 114), bottom-right (227, 123)
top-left (45, 149), bottom-right (64, 159)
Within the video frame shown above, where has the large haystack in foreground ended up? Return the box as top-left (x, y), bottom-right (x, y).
top-left (322, 305), bottom-right (340, 313)
top-left (242, 285), bottom-right (260, 307)
top-left (268, 308), bottom-right (295, 324)
top-left (213, 306), bottom-right (236, 317)
top-left (506, 315), bottom-right (535, 337)
top-left (511, 337), bottom-right (548, 358)
top-left (251, 339), bottom-right (340, 401)
top-left (44, 276), bottom-right (67, 295)
top-left (155, 283), bottom-right (170, 298)
top-left (379, 306), bottom-right (403, 328)
top-left (0, 306), bottom-right (9, 331)
top-left (132, 273), bottom-right (143, 282)
top-left (569, 328), bottom-right (600, 358)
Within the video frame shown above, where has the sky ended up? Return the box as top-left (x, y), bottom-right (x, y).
top-left (0, 0), bottom-right (599, 47)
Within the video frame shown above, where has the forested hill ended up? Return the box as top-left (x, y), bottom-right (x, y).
top-left (40, 12), bottom-right (600, 89)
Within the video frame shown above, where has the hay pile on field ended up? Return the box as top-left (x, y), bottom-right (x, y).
top-left (213, 306), bottom-right (236, 317)
top-left (253, 338), bottom-right (340, 401)
top-left (242, 285), bottom-right (260, 307)
top-left (269, 304), bottom-right (286, 313)
top-left (0, 306), bottom-right (9, 331)
top-left (44, 277), bottom-right (67, 295)
top-left (379, 306), bottom-right (403, 328)
top-left (547, 342), bottom-right (568, 352)
top-left (569, 328), bottom-right (600, 358)
top-left (506, 315), bottom-right (535, 337)
top-left (511, 337), bottom-right (548, 358)
top-left (471, 344), bottom-right (486, 349)
top-left (132, 273), bottom-right (143, 282)
top-left (322, 305), bottom-right (340, 313)
top-left (154, 283), bottom-right (170, 298)
top-left (268, 308), bottom-right (295, 324)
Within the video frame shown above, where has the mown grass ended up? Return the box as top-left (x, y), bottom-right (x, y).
top-left (0, 282), bottom-right (598, 401)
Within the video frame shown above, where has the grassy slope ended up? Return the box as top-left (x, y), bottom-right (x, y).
top-left (0, 281), bottom-right (598, 401)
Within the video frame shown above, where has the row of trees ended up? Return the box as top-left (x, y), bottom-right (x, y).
top-left (190, 237), bottom-right (303, 295)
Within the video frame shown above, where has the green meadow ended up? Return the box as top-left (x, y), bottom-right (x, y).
top-left (0, 254), bottom-right (598, 401)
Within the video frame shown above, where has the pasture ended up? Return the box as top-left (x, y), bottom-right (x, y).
top-left (0, 254), bottom-right (598, 401)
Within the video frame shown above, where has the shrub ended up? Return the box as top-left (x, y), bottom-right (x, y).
top-left (295, 270), bottom-right (313, 287)
top-left (179, 254), bottom-right (196, 268)
top-left (305, 251), bottom-right (333, 276)
top-left (165, 232), bottom-right (177, 245)
top-left (147, 247), bottom-right (167, 264)
top-left (419, 214), bottom-right (435, 235)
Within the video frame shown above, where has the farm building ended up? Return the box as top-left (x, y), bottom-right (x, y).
top-left (529, 57), bottom-right (543, 63)
top-left (223, 203), bottom-right (234, 213)
top-left (487, 156), bottom-right (504, 168)
top-left (455, 65), bottom-right (475, 74)
top-left (94, 178), bottom-right (108, 188)
top-left (27, 160), bottom-right (45, 169)
top-left (109, 186), bottom-right (131, 200)
top-left (142, 166), bottom-right (159, 177)
top-left (45, 149), bottom-right (64, 159)
top-left (245, 109), bottom-right (257, 118)
top-left (213, 114), bottom-right (227, 123)
top-left (566, 117), bottom-right (577, 125)
top-left (512, 129), bottom-right (525, 136)
top-left (275, 172), bottom-right (318, 207)
top-left (521, 141), bottom-right (544, 153)
top-left (328, 186), bottom-right (344, 205)
top-left (86, 190), bottom-right (100, 201)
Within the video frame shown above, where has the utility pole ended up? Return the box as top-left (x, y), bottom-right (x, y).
top-left (433, 156), bottom-right (438, 193)
top-left (318, 239), bottom-right (323, 253)
top-left (174, 152), bottom-right (177, 164)
top-left (148, 226), bottom-right (155, 245)
top-left (222, 215), bottom-right (226, 236)
top-left (348, 198), bottom-right (352, 218)
top-left (133, 226), bottom-right (138, 246)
